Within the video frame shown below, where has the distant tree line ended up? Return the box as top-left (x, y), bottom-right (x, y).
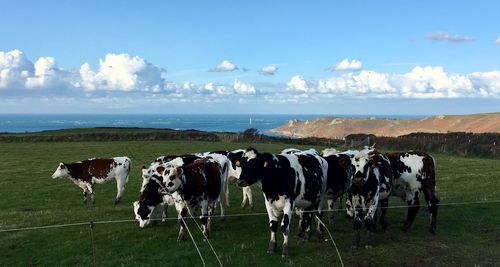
top-left (1, 127), bottom-right (498, 158)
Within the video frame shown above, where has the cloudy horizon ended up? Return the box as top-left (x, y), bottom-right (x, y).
top-left (1, 1), bottom-right (499, 115)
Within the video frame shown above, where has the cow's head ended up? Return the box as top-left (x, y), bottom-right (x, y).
top-left (237, 148), bottom-right (266, 187)
top-left (227, 149), bottom-right (244, 180)
top-left (142, 164), bottom-right (166, 180)
top-left (162, 164), bottom-right (183, 193)
top-left (51, 162), bottom-right (69, 179)
top-left (133, 179), bottom-right (164, 228)
top-left (351, 153), bottom-right (376, 186)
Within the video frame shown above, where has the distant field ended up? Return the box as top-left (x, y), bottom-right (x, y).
top-left (1, 140), bottom-right (499, 266)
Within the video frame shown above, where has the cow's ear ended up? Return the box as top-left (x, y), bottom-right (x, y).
top-left (263, 160), bottom-right (269, 168)
top-left (60, 162), bottom-right (66, 169)
top-left (142, 165), bottom-right (147, 170)
top-left (156, 166), bottom-right (165, 174)
top-left (369, 159), bottom-right (376, 167)
top-left (235, 160), bottom-right (240, 167)
top-left (176, 167), bottom-right (183, 177)
top-left (339, 158), bottom-right (350, 168)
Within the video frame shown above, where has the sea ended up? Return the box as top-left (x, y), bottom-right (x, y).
top-left (0, 114), bottom-right (424, 134)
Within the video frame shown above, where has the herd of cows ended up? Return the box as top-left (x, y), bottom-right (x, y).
top-left (51, 146), bottom-right (439, 257)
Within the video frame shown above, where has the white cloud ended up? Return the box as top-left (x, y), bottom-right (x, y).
top-left (425, 32), bottom-right (474, 42)
top-left (316, 66), bottom-right (500, 98)
top-left (334, 59), bottom-right (363, 71)
top-left (319, 70), bottom-right (393, 95)
top-left (233, 79), bottom-right (256, 95)
top-left (287, 75), bottom-right (309, 93)
top-left (209, 60), bottom-right (238, 72)
top-left (260, 65), bottom-right (278, 75)
top-left (0, 49), bottom-right (34, 89)
top-left (25, 57), bottom-right (63, 88)
top-left (496, 37), bottom-right (500, 45)
top-left (77, 53), bottom-right (165, 91)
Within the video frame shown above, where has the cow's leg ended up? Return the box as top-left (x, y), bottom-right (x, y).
top-left (218, 198), bottom-right (225, 223)
top-left (364, 194), bottom-right (378, 248)
top-left (177, 207), bottom-right (188, 241)
top-left (85, 183), bottom-right (95, 206)
top-left (422, 182), bottom-right (439, 234)
top-left (314, 203), bottom-right (325, 240)
top-left (241, 187), bottom-right (248, 208)
top-left (207, 202), bottom-right (214, 232)
top-left (281, 199), bottom-right (293, 258)
top-left (246, 187), bottom-right (254, 210)
top-left (327, 198), bottom-right (336, 224)
top-left (82, 189), bottom-right (88, 204)
top-left (114, 176), bottom-right (126, 205)
top-left (346, 195), bottom-right (354, 219)
top-left (378, 197), bottom-right (389, 231)
top-left (402, 190), bottom-right (420, 232)
top-left (264, 200), bottom-right (278, 254)
top-left (351, 194), bottom-right (362, 249)
top-left (160, 203), bottom-right (168, 223)
top-left (200, 201), bottom-right (210, 240)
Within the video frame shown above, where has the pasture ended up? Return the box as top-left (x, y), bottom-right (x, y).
top-left (0, 140), bottom-right (499, 266)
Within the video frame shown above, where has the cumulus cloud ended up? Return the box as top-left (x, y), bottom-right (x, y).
top-left (425, 32), bottom-right (474, 42)
top-left (209, 60), bottom-right (238, 72)
top-left (334, 59), bottom-right (363, 71)
top-left (260, 65), bottom-right (278, 75)
top-left (0, 49), bottom-right (34, 89)
top-left (233, 79), bottom-right (256, 95)
top-left (287, 75), bottom-right (309, 93)
top-left (316, 66), bottom-right (500, 98)
top-left (76, 53), bottom-right (165, 92)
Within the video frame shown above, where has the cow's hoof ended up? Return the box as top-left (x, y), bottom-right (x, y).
top-left (429, 226), bottom-right (436, 235)
top-left (267, 242), bottom-right (277, 254)
top-left (240, 202), bottom-right (246, 209)
top-left (297, 231), bottom-right (304, 238)
top-left (249, 205), bottom-right (254, 211)
top-left (281, 245), bottom-right (289, 258)
top-left (317, 233), bottom-right (325, 241)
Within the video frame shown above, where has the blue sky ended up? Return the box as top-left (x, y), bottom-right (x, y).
top-left (1, 0), bottom-right (499, 114)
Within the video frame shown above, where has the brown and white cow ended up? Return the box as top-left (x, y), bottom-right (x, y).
top-left (161, 157), bottom-right (224, 240)
top-left (51, 157), bottom-right (131, 205)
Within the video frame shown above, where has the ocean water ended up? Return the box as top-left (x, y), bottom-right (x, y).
top-left (0, 114), bottom-right (424, 134)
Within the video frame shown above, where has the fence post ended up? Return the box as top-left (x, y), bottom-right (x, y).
top-left (89, 221), bottom-right (97, 267)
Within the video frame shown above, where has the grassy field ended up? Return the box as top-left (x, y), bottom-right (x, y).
top-left (1, 140), bottom-right (499, 266)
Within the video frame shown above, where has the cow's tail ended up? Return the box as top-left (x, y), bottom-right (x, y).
top-left (430, 155), bottom-right (438, 202)
top-left (224, 161), bottom-right (230, 207)
top-left (125, 157), bottom-right (132, 183)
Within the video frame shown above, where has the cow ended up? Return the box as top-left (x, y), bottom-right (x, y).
top-left (51, 157), bottom-right (131, 205)
top-left (385, 151), bottom-right (439, 234)
top-left (320, 150), bottom-right (353, 224)
top-left (236, 148), bottom-right (328, 257)
top-left (346, 149), bottom-right (393, 248)
top-left (197, 149), bottom-right (254, 209)
top-left (162, 157), bottom-right (225, 240)
top-left (134, 154), bottom-right (201, 228)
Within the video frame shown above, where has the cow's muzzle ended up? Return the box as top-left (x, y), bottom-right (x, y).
top-left (237, 179), bottom-right (249, 187)
top-left (352, 176), bottom-right (364, 186)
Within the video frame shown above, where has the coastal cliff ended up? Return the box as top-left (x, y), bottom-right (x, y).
top-left (269, 113), bottom-right (500, 138)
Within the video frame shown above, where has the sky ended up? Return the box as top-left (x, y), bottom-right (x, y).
top-left (0, 0), bottom-right (499, 115)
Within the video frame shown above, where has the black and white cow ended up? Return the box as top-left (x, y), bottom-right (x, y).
top-left (320, 149), bottom-right (353, 223)
top-left (197, 149), bottom-right (254, 209)
top-left (236, 148), bottom-right (328, 257)
top-left (386, 151), bottom-right (439, 233)
top-left (162, 157), bottom-right (225, 240)
top-left (134, 155), bottom-right (201, 228)
top-left (52, 157), bottom-right (131, 205)
top-left (346, 149), bottom-right (393, 248)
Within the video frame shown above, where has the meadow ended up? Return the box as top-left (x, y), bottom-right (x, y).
top-left (1, 140), bottom-right (499, 266)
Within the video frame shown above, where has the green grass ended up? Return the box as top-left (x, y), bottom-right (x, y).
top-left (0, 141), bottom-right (499, 266)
